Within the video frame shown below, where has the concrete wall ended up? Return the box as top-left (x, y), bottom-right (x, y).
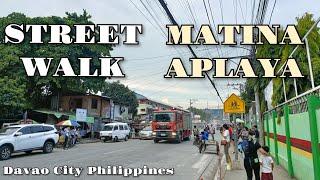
top-left (264, 108), bottom-right (318, 180)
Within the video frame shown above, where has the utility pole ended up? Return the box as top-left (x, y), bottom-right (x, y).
top-left (227, 83), bottom-right (245, 161)
top-left (250, 45), bottom-right (264, 144)
top-left (206, 100), bottom-right (209, 123)
top-left (227, 83), bottom-right (244, 95)
top-left (189, 99), bottom-right (197, 111)
top-left (189, 99), bottom-right (198, 122)
top-left (255, 87), bottom-right (263, 143)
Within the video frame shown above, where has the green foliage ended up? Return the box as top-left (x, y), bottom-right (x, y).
top-left (0, 76), bottom-right (27, 109)
top-left (272, 13), bottom-right (320, 105)
top-left (243, 13), bottom-right (320, 109)
top-left (240, 81), bottom-right (255, 113)
top-left (102, 81), bottom-right (138, 115)
top-left (0, 11), bottom-right (113, 114)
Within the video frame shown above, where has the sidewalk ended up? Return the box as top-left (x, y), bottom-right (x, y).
top-left (224, 155), bottom-right (294, 180)
top-left (78, 138), bottom-right (101, 144)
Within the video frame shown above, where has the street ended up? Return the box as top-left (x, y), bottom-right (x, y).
top-left (0, 139), bottom-right (219, 180)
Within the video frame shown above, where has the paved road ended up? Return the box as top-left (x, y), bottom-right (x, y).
top-left (0, 139), bottom-right (219, 180)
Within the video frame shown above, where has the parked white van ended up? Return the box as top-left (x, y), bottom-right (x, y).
top-left (100, 123), bottom-right (130, 142)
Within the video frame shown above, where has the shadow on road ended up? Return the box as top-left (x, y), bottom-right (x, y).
top-left (8, 151), bottom-right (47, 160)
top-left (154, 140), bottom-right (192, 145)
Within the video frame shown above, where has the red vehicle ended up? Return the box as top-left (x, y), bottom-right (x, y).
top-left (151, 109), bottom-right (192, 143)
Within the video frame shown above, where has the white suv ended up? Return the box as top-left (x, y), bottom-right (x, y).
top-left (0, 124), bottom-right (59, 160)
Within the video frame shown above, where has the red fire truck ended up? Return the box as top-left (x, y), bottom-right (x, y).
top-left (151, 109), bottom-right (192, 143)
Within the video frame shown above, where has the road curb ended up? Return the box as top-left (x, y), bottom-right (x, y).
top-left (199, 153), bottom-right (225, 180)
top-left (214, 154), bottom-right (226, 180)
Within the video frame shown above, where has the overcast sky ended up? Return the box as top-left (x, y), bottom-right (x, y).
top-left (1, 0), bottom-right (320, 109)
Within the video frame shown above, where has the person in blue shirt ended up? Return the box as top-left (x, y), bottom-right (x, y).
top-left (201, 130), bottom-right (209, 141)
top-left (199, 130), bottom-right (209, 153)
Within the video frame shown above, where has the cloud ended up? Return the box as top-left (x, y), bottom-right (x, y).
top-left (123, 81), bottom-right (193, 94)
top-left (161, 97), bottom-right (169, 104)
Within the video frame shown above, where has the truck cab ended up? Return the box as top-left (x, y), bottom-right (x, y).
top-left (151, 109), bottom-right (191, 143)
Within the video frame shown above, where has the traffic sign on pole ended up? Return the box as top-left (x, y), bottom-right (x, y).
top-left (223, 93), bottom-right (245, 114)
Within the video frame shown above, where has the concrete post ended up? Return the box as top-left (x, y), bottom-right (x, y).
top-left (284, 105), bottom-right (294, 177)
top-left (272, 110), bottom-right (279, 165)
top-left (307, 95), bottom-right (320, 180)
top-left (266, 113), bottom-right (270, 148)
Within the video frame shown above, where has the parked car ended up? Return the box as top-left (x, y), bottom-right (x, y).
top-left (100, 122), bottom-right (130, 142)
top-left (139, 126), bottom-right (153, 140)
top-left (0, 124), bottom-right (59, 160)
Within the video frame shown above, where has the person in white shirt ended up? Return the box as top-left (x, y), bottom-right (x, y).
top-left (260, 146), bottom-right (274, 180)
top-left (222, 124), bottom-right (231, 168)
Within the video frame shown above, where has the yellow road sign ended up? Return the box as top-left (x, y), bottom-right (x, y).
top-left (224, 93), bottom-right (245, 113)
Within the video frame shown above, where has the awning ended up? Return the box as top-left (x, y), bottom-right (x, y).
top-left (34, 110), bottom-right (73, 118)
top-left (34, 110), bottom-right (95, 124)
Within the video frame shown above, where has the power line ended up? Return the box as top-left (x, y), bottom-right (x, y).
top-left (251, 0), bottom-right (256, 24)
top-left (158, 0), bottom-right (223, 103)
top-left (238, 0), bottom-right (246, 23)
top-left (126, 47), bottom-right (223, 61)
top-left (202, 0), bottom-right (213, 27)
top-left (129, 0), bottom-right (166, 37)
top-left (139, 0), bottom-right (167, 36)
top-left (268, 0), bottom-right (277, 24)
top-left (219, 0), bottom-right (225, 24)
top-left (186, 0), bottom-right (199, 30)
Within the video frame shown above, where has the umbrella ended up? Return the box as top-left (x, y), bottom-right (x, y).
top-left (56, 120), bottom-right (80, 127)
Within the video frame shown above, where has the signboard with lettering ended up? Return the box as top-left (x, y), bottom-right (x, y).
top-left (223, 93), bottom-right (245, 113)
top-left (76, 108), bottom-right (87, 122)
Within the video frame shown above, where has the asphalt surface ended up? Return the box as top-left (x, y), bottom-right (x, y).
top-left (0, 138), bottom-right (219, 180)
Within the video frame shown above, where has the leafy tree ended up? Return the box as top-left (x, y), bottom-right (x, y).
top-left (102, 81), bottom-right (138, 115)
top-left (242, 13), bottom-right (320, 110)
top-left (272, 13), bottom-right (320, 105)
top-left (0, 11), bottom-right (113, 115)
top-left (0, 76), bottom-right (27, 118)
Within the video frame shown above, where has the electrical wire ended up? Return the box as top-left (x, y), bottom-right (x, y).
top-left (268, 0), bottom-right (277, 24)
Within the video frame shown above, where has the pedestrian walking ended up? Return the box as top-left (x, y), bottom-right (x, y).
top-left (260, 146), bottom-right (274, 180)
top-left (229, 124), bottom-right (235, 154)
top-left (209, 124), bottom-right (215, 141)
top-left (193, 125), bottom-right (200, 145)
top-left (63, 127), bottom-right (70, 150)
top-left (242, 131), bottom-right (268, 180)
top-left (71, 128), bottom-right (77, 146)
top-left (221, 124), bottom-right (231, 170)
top-left (241, 127), bottom-right (250, 140)
top-left (253, 125), bottom-right (260, 143)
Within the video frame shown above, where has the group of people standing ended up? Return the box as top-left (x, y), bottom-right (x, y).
top-left (220, 124), bottom-right (274, 180)
top-left (59, 127), bottom-right (80, 150)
